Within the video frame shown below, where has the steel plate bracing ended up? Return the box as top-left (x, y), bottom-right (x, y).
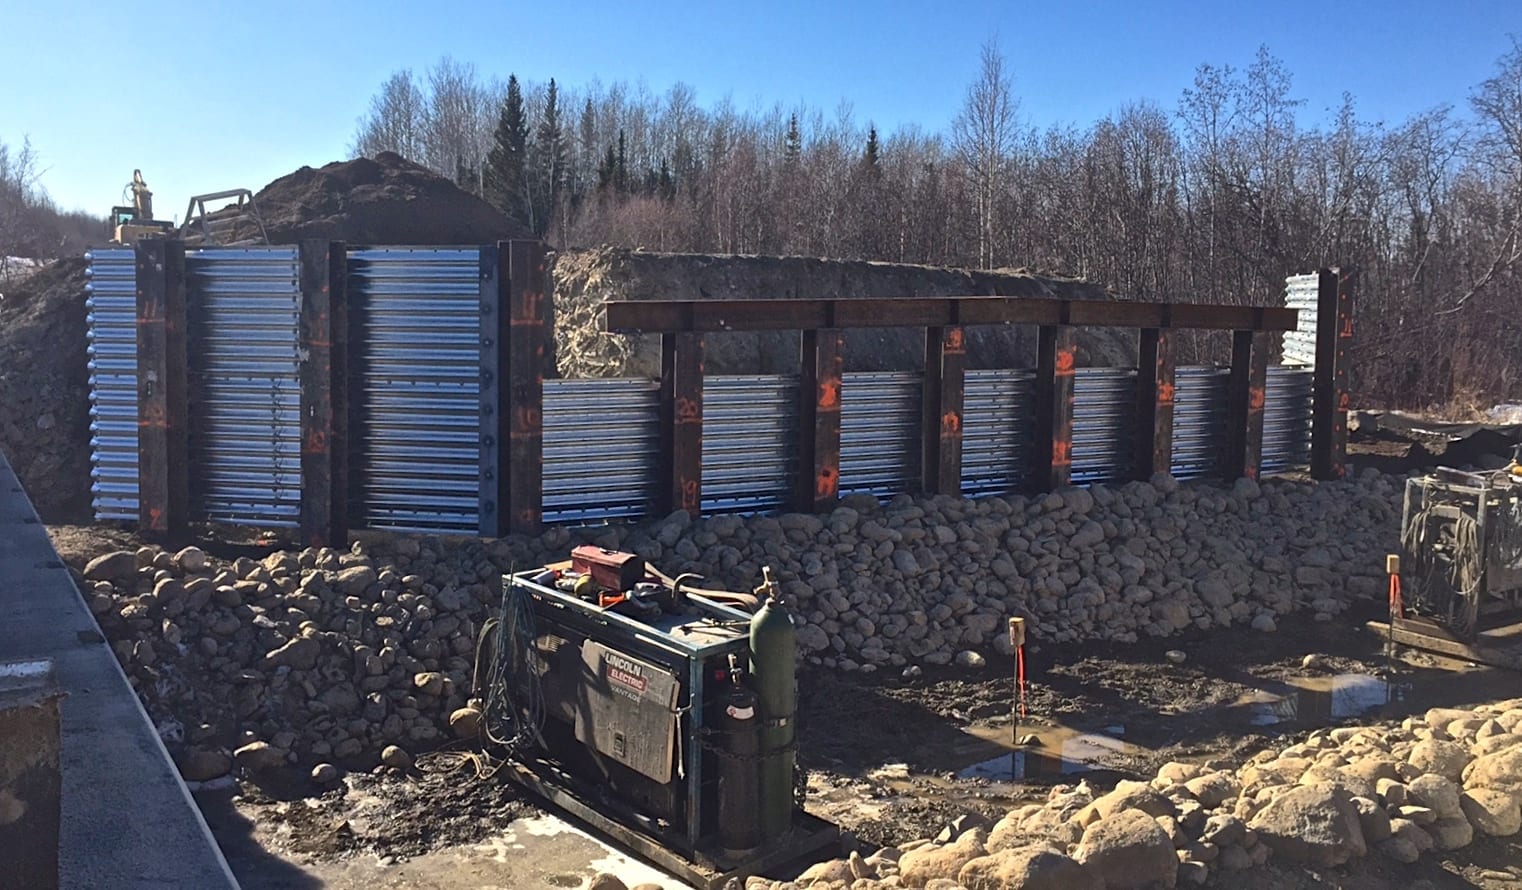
top-left (702, 375), bottom-right (800, 512)
top-left (1072, 368), bottom-right (1138, 484)
top-left (1172, 366), bottom-right (1230, 479)
top-left (348, 248), bottom-right (483, 533)
top-left (1263, 365), bottom-right (1314, 473)
top-left (839, 371), bottom-right (923, 497)
top-left (542, 378), bottom-right (662, 522)
top-left (185, 248), bottom-right (302, 527)
top-left (85, 249), bottom-right (140, 521)
top-left (961, 369), bottom-right (1036, 495)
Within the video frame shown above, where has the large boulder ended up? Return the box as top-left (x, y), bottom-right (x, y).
top-left (899, 828), bottom-right (987, 887)
top-left (1407, 738), bottom-right (1471, 784)
top-left (1461, 788), bottom-right (1522, 837)
top-left (1247, 785), bottom-right (1367, 867)
top-left (83, 551), bottom-right (137, 582)
top-left (958, 845), bottom-right (1101, 890)
top-left (1072, 808), bottom-right (1177, 890)
top-left (1464, 743), bottom-right (1522, 794)
top-left (1407, 774), bottom-right (1463, 820)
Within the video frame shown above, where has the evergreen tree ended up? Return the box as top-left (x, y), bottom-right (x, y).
top-left (598, 143), bottom-right (617, 193)
top-left (528, 78), bottom-right (566, 236)
top-left (659, 158), bottom-right (675, 201)
top-left (785, 113), bottom-right (803, 166)
top-left (482, 75), bottom-right (530, 224)
top-left (864, 126), bottom-right (881, 174)
top-left (615, 130), bottom-right (629, 194)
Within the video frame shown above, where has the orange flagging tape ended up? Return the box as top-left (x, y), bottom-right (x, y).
top-left (1017, 645), bottom-right (1028, 719)
top-left (1388, 573), bottom-right (1403, 619)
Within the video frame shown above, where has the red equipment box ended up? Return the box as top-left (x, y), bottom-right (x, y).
top-left (570, 546), bottom-right (647, 591)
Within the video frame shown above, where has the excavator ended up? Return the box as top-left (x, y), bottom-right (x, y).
top-left (108, 170), bottom-right (174, 245)
top-left (107, 169), bottom-right (270, 246)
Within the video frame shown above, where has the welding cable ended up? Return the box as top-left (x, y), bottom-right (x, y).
top-left (644, 564), bottom-right (760, 611)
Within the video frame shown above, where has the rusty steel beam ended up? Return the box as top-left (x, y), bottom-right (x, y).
top-left (1135, 327), bottom-right (1175, 479)
top-left (603, 298), bottom-right (1298, 333)
top-left (134, 238), bottom-right (189, 540)
top-left (298, 240), bottom-right (348, 548)
top-left (659, 332), bottom-right (704, 517)
top-left (505, 240), bottom-right (547, 534)
top-left (1312, 268), bottom-right (1356, 480)
top-left (1225, 330), bottom-right (1270, 480)
top-left (796, 330), bottom-right (843, 512)
top-left (922, 326), bottom-right (966, 496)
top-left (1032, 325), bottom-right (1077, 491)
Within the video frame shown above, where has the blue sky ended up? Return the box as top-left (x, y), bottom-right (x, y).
top-left (3, 0), bottom-right (1517, 215)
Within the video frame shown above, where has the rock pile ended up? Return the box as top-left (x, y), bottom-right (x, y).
top-left (605, 469), bottom-right (1400, 671)
top-left (80, 470), bottom-right (1402, 784)
top-left (82, 536), bottom-right (521, 781)
top-left (770, 699), bottom-right (1522, 889)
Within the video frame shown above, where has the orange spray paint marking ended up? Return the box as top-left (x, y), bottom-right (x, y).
top-left (818, 379), bottom-right (840, 410)
top-left (1052, 439), bottom-right (1072, 468)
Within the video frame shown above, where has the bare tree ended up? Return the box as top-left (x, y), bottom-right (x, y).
top-left (951, 41), bottom-right (1020, 268)
top-left (0, 136), bottom-right (46, 274)
top-left (351, 71), bottom-right (427, 161)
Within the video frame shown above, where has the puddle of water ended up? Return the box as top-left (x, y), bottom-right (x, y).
top-left (1234, 673), bottom-right (1403, 727)
top-left (954, 724), bottom-right (1136, 781)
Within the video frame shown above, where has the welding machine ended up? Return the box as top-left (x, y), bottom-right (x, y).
top-left (486, 551), bottom-right (839, 888)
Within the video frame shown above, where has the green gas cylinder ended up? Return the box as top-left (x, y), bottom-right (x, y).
top-left (748, 566), bottom-right (796, 842)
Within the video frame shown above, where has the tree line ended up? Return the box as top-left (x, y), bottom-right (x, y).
top-left (370, 41), bottom-right (1518, 410)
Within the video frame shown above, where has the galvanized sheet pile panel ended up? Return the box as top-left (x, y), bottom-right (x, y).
top-left (1172, 366), bottom-right (1229, 479)
top-left (542, 378), bottom-right (661, 522)
top-left (1072, 368), bottom-right (1137, 484)
top-left (702, 375), bottom-right (799, 512)
top-left (962, 369), bottom-right (1035, 495)
top-left (185, 248), bottom-right (302, 527)
top-left (839, 371), bottom-right (921, 496)
top-left (1262, 365), bottom-right (1314, 473)
top-left (84, 249), bottom-right (139, 521)
top-left (349, 248), bottom-right (482, 533)
top-left (1283, 273), bottom-right (1319, 367)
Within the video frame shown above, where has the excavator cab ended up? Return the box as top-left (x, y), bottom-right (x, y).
top-left (108, 169), bottom-right (174, 245)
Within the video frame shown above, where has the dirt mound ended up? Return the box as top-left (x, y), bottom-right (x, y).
top-left (552, 247), bottom-right (1141, 378)
top-left (184, 152), bottom-right (531, 246)
top-left (0, 257), bottom-right (92, 520)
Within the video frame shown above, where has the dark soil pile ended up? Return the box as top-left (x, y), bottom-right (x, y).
top-left (184, 151), bottom-right (531, 246)
top-left (0, 258), bottom-right (92, 520)
top-left (552, 247), bottom-right (1143, 378)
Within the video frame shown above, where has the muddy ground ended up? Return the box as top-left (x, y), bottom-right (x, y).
top-left (48, 523), bottom-right (1522, 889)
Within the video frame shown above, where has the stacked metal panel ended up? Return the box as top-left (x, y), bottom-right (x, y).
top-left (1282, 273), bottom-right (1319, 367)
top-left (1072, 368), bottom-right (1137, 484)
top-left (701, 375), bottom-right (799, 512)
top-left (542, 378), bottom-right (663, 522)
top-left (1263, 365), bottom-right (1315, 473)
top-left (961, 369), bottom-right (1036, 495)
top-left (1172, 366), bottom-right (1229, 479)
top-left (185, 248), bottom-right (302, 527)
top-left (84, 249), bottom-right (139, 521)
top-left (348, 248), bottom-right (483, 533)
top-left (839, 371), bottom-right (922, 496)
